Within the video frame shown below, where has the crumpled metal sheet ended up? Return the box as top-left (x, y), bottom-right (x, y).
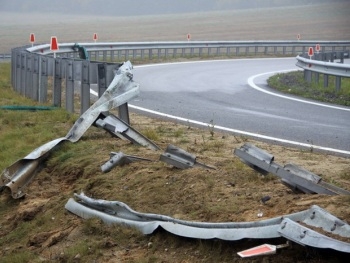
top-left (65, 192), bottom-right (350, 253)
top-left (0, 61), bottom-right (139, 199)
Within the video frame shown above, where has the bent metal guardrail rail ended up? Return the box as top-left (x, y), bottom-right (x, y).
top-left (10, 40), bottom-right (350, 114)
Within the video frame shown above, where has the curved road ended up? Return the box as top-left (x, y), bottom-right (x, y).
top-left (128, 58), bottom-right (350, 155)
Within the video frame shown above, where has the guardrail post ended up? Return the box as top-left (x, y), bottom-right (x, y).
top-left (314, 72), bottom-right (319, 83)
top-left (11, 49), bottom-right (16, 88)
top-left (20, 52), bottom-right (26, 96)
top-left (304, 69), bottom-right (312, 82)
top-left (25, 53), bottom-right (33, 99)
top-left (323, 74), bottom-right (329, 88)
top-left (81, 60), bottom-right (90, 114)
top-left (118, 104), bottom-right (130, 124)
top-left (97, 63), bottom-right (107, 97)
top-left (173, 48), bottom-right (177, 58)
top-left (335, 76), bottom-right (341, 92)
top-left (53, 58), bottom-right (62, 107)
top-left (32, 54), bottom-right (39, 100)
top-left (39, 56), bottom-right (48, 103)
top-left (15, 51), bottom-right (21, 93)
top-left (111, 51), bottom-right (115, 62)
top-left (66, 60), bottom-right (74, 113)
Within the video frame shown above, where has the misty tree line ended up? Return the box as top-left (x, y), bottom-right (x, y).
top-left (0, 0), bottom-right (346, 16)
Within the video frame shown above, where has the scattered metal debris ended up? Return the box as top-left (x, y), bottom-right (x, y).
top-left (101, 152), bottom-right (152, 173)
top-left (234, 143), bottom-right (350, 195)
top-left (159, 144), bottom-right (216, 169)
top-left (65, 192), bottom-right (350, 253)
top-left (94, 112), bottom-right (161, 151)
top-left (261, 196), bottom-right (271, 204)
top-left (1, 61), bottom-right (140, 199)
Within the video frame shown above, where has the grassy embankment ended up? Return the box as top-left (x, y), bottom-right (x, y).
top-left (268, 71), bottom-right (350, 106)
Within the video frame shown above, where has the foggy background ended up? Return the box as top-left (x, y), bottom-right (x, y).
top-left (0, 0), bottom-right (347, 16)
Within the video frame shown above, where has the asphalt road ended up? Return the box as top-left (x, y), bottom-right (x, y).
top-left (129, 58), bottom-right (350, 155)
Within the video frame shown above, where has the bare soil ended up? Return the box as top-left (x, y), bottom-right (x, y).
top-left (1, 3), bottom-right (350, 262)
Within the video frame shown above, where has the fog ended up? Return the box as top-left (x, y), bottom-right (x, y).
top-left (0, 0), bottom-right (345, 16)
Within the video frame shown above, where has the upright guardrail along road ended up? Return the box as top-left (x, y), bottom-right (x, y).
top-left (10, 40), bottom-right (350, 115)
top-left (296, 50), bottom-right (350, 91)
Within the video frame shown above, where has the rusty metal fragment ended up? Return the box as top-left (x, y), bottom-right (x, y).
top-left (65, 192), bottom-right (350, 253)
top-left (101, 152), bottom-right (152, 173)
top-left (1, 61), bottom-right (139, 199)
top-left (234, 143), bottom-right (350, 195)
top-left (159, 144), bottom-right (216, 169)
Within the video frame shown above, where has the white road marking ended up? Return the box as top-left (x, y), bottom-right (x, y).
top-left (247, 70), bottom-right (350, 112)
top-left (128, 104), bottom-right (350, 156)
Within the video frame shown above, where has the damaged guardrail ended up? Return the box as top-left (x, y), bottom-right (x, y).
top-left (234, 143), bottom-right (350, 195)
top-left (65, 192), bottom-right (350, 253)
top-left (0, 61), bottom-right (144, 198)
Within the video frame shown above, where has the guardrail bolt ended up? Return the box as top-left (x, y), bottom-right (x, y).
top-left (300, 230), bottom-right (306, 238)
top-left (331, 223), bottom-right (336, 231)
top-left (310, 211), bottom-right (315, 219)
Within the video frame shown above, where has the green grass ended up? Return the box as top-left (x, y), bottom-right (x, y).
top-left (267, 71), bottom-right (350, 106)
top-left (0, 63), bottom-right (77, 171)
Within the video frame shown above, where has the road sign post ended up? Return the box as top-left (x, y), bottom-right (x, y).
top-left (29, 33), bottom-right (35, 47)
top-left (315, 44), bottom-right (320, 54)
top-left (50, 36), bottom-right (59, 58)
top-left (308, 47), bottom-right (314, 59)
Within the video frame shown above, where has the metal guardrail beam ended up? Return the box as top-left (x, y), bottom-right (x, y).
top-left (296, 55), bottom-right (350, 78)
top-left (65, 192), bottom-right (350, 253)
top-left (26, 41), bottom-right (350, 55)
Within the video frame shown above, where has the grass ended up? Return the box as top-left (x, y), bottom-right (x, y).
top-left (267, 71), bottom-right (350, 106)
